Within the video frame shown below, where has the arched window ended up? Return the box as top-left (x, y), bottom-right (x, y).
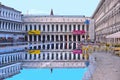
top-left (30, 25), bottom-right (32, 30)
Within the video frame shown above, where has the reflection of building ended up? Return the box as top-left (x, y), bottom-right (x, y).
top-left (92, 0), bottom-right (120, 43)
top-left (0, 4), bottom-right (25, 79)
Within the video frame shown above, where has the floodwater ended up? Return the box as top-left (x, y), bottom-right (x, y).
top-left (6, 68), bottom-right (87, 80)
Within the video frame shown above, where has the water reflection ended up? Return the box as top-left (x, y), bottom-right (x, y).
top-left (6, 68), bottom-right (87, 80)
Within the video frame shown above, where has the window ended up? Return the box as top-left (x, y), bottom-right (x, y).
top-left (69, 25), bottom-right (71, 31)
top-left (43, 25), bottom-right (45, 31)
top-left (47, 25), bottom-right (50, 31)
top-left (39, 25), bottom-right (41, 30)
top-left (82, 25), bottom-right (84, 30)
top-left (86, 25), bottom-right (89, 31)
top-left (0, 21), bottom-right (1, 29)
top-left (73, 25), bottom-right (76, 30)
top-left (52, 25), bottom-right (54, 31)
top-left (60, 25), bottom-right (63, 31)
top-left (25, 25), bottom-right (28, 31)
top-left (56, 25), bottom-right (58, 31)
top-left (34, 25), bottom-right (36, 30)
top-left (78, 25), bottom-right (80, 30)
top-left (30, 25), bottom-right (32, 30)
top-left (65, 25), bottom-right (67, 31)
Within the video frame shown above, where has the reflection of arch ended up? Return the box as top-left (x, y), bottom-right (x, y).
top-left (38, 54), bottom-right (40, 59)
top-left (30, 54), bottom-right (32, 60)
top-left (56, 53), bottom-right (58, 60)
top-left (60, 43), bottom-right (63, 49)
top-left (34, 54), bottom-right (36, 60)
top-left (73, 43), bottom-right (76, 49)
top-left (60, 35), bottom-right (63, 41)
top-left (60, 53), bottom-right (62, 60)
top-left (56, 43), bottom-right (58, 49)
top-left (47, 53), bottom-right (49, 60)
top-left (73, 54), bottom-right (76, 60)
top-left (51, 44), bottom-right (54, 49)
top-left (69, 43), bottom-right (71, 49)
top-left (43, 53), bottom-right (45, 60)
top-left (51, 53), bottom-right (54, 60)
top-left (69, 53), bottom-right (71, 60)
top-left (43, 45), bottom-right (45, 49)
top-left (38, 46), bottom-right (41, 49)
top-left (78, 54), bottom-right (80, 60)
top-left (65, 53), bottom-right (67, 60)
top-left (47, 35), bottom-right (50, 41)
top-left (47, 44), bottom-right (50, 50)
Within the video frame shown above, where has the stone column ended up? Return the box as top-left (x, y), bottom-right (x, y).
top-left (76, 54), bottom-right (78, 60)
top-left (36, 54), bottom-right (39, 60)
top-left (49, 53), bottom-right (52, 60)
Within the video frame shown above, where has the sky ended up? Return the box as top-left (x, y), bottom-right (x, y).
top-left (0, 0), bottom-right (100, 17)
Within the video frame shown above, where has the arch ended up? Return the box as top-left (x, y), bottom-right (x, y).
top-left (25, 54), bottom-right (27, 60)
top-left (65, 53), bottom-right (67, 60)
top-left (51, 53), bottom-right (54, 60)
top-left (69, 53), bottom-right (71, 60)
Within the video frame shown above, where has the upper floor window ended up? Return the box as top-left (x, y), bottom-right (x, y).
top-left (56, 25), bottom-right (58, 31)
top-left (65, 25), bottom-right (67, 31)
top-left (43, 25), bottom-right (45, 31)
top-left (86, 25), bottom-right (89, 31)
top-left (82, 25), bottom-right (84, 30)
top-left (60, 25), bottom-right (63, 31)
top-left (73, 25), bottom-right (76, 30)
top-left (78, 25), bottom-right (80, 30)
top-left (69, 25), bottom-right (71, 31)
top-left (34, 25), bottom-right (36, 30)
top-left (25, 25), bottom-right (28, 31)
top-left (52, 25), bottom-right (54, 31)
top-left (39, 25), bottom-right (41, 30)
top-left (30, 25), bottom-right (32, 30)
top-left (47, 25), bottom-right (50, 31)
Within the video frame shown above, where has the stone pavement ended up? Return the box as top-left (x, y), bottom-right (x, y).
top-left (91, 52), bottom-right (120, 80)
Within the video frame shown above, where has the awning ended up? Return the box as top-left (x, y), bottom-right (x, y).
top-left (106, 32), bottom-right (120, 38)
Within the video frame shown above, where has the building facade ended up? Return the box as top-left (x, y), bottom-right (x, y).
top-left (92, 0), bottom-right (120, 43)
top-left (22, 14), bottom-right (94, 62)
top-left (0, 3), bottom-right (26, 79)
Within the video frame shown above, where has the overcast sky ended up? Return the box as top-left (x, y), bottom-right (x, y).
top-left (0, 0), bottom-right (100, 17)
